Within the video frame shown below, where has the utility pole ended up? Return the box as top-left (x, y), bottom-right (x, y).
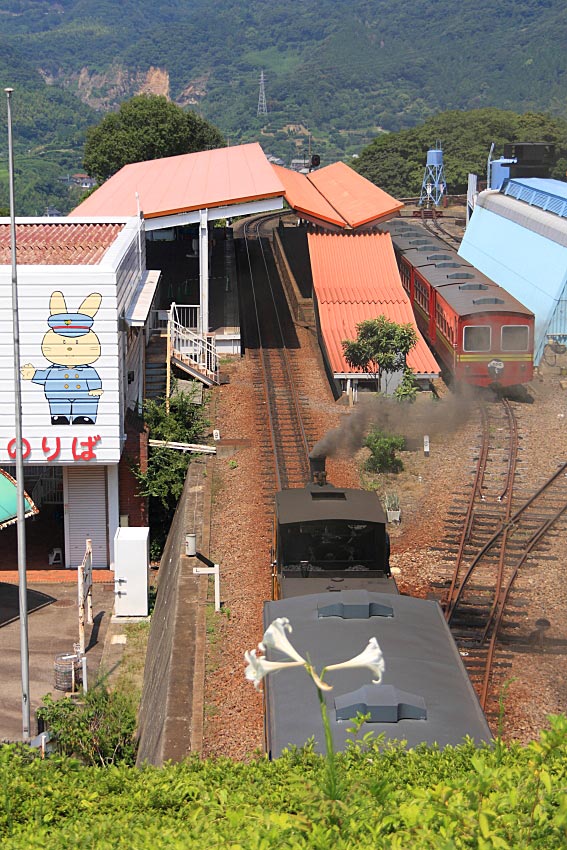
top-left (5, 87), bottom-right (31, 739)
top-left (257, 70), bottom-right (268, 117)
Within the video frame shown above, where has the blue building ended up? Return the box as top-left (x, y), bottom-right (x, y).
top-left (459, 177), bottom-right (567, 364)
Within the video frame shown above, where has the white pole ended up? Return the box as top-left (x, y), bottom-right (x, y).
top-left (213, 564), bottom-right (220, 613)
top-left (6, 87), bottom-right (30, 739)
top-left (82, 655), bottom-right (88, 693)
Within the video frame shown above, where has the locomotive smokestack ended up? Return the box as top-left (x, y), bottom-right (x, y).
top-left (309, 453), bottom-right (327, 486)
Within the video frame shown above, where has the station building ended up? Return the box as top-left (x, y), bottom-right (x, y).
top-left (460, 177), bottom-right (567, 364)
top-left (0, 217), bottom-right (157, 568)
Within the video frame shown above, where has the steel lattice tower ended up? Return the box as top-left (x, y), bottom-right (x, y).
top-left (257, 70), bottom-right (268, 116)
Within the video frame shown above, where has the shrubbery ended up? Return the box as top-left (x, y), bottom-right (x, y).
top-left (364, 427), bottom-right (406, 473)
top-left (2, 716), bottom-right (567, 847)
top-left (37, 686), bottom-right (137, 767)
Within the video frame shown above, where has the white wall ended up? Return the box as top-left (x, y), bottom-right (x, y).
top-left (0, 218), bottom-right (143, 466)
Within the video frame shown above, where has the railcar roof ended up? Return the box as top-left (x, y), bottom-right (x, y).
top-left (276, 484), bottom-right (387, 525)
top-left (380, 221), bottom-right (533, 319)
top-left (263, 590), bottom-right (492, 756)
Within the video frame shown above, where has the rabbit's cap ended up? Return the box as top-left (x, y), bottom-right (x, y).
top-left (48, 312), bottom-right (94, 338)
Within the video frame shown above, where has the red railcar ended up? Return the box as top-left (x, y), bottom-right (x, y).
top-left (380, 220), bottom-right (534, 387)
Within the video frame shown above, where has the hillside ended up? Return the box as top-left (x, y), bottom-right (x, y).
top-left (1, 0), bottom-right (567, 211)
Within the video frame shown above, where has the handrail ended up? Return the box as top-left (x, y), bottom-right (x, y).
top-left (169, 317), bottom-right (219, 384)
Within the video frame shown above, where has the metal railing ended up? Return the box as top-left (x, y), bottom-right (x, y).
top-left (170, 303), bottom-right (200, 331)
top-left (169, 310), bottom-right (218, 384)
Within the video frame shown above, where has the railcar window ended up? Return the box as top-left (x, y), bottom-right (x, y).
top-left (463, 326), bottom-right (491, 352)
top-left (501, 325), bottom-right (529, 351)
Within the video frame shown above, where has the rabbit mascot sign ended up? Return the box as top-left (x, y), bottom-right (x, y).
top-left (22, 291), bottom-right (104, 426)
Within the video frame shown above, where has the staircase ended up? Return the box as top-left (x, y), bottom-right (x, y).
top-left (145, 336), bottom-right (167, 399)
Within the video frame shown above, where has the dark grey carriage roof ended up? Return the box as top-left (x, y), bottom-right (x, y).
top-left (263, 590), bottom-right (492, 757)
top-left (379, 220), bottom-right (533, 320)
top-left (276, 484), bottom-right (387, 525)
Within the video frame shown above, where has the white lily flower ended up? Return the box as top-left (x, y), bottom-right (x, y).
top-left (325, 637), bottom-right (385, 683)
top-left (259, 617), bottom-right (306, 664)
top-left (244, 649), bottom-right (303, 689)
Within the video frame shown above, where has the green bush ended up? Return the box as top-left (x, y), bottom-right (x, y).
top-left (364, 428), bottom-right (405, 473)
top-left (2, 716), bottom-right (567, 848)
top-left (37, 686), bottom-right (137, 767)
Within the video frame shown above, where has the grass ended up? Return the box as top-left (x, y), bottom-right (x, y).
top-left (112, 619), bottom-right (151, 704)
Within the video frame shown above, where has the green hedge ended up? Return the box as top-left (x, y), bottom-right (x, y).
top-left (2, 716), bottom-right (567, 848)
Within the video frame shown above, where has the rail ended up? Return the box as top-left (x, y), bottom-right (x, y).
top-left (242, 213), bottom-right (312, 490)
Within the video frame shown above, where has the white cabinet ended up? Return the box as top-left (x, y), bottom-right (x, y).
top-left (113, 527), bottom-right (150, 617)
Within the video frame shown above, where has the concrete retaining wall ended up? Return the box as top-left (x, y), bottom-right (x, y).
top-left (272, 228), bottom-right (315, 327)
top-left (135, 457), bottom-right (210, 765)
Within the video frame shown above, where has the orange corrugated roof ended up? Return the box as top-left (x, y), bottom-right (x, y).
top-left (308, 230), bottom-right (439, 377)
top-left (272, 164), bottom-right (348, 228)
top-left (273, 161), bottom-right (403, 229)
top-left (309, 162), bottom-right (403, 227)
top-left (71, 143), bottom-right (285, 219)
top-left (0, 222), bottom-right (125, 265)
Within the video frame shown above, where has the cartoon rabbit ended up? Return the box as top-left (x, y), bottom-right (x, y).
top-left (21, 291), bottom-right (104, 425)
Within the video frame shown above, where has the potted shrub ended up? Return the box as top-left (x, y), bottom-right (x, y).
top-left (383, 492), bottom-right (401, 523)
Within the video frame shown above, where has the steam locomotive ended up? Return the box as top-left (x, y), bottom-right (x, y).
top-left (264, 458), bottom-right (492, 756)
top-left (271, 455), bottom-right (394, 600)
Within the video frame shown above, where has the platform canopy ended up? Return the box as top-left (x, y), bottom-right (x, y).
top-left (70, 142), bottom-right (286, 230)
top-left (308, 230), bottom-right (440, 379)
top-left (273, 161), bottom-right (403, 230)
top-left (0, 469), bottom-right (38, 530)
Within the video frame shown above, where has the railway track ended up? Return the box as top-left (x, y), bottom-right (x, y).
top-left (434, 397), bottom-right (567, 720)
top-left (238, 214), bottom-right (313, 492)
top-left (419, 212), bottom-right (462, 248)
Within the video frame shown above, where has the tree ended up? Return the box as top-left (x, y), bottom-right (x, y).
top-left (342, 316), bottom-right (417, 393)
top-left (354, 108), bottom-right (567, 197)
top-left (83, 95), bottom-right (225, 182)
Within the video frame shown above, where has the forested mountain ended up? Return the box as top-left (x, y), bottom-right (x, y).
top-left (0, 0), bottom-right (566, 212)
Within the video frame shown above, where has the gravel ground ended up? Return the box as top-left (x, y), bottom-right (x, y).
top-left (201, 289), bottom-right (567, 760)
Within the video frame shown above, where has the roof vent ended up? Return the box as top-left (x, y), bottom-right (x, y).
top-left (427, 253), bottom-right (452, 261)
top-left (435, 262), bottom-right (460, 268)
top-left (447, 272), bottom-right (474, 280)
top-left (317, 590), bottom-right (393, 619)
top-left (335, 684), bottom-right (427, 723)
top-left (459, 282), bottom-right (489, 290)
top-left (473, 297), bottom-right (505, 305)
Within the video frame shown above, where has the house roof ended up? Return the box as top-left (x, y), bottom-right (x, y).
top-left (307, 230), bottom-right (440, 377)
top-left (274, 161), bottom-right (403, 229)
top-left (71, 143), bottom-right (285, 219)
top-left (0, 221), bottom-right (126, 265)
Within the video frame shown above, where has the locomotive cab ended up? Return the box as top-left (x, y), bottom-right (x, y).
top-left (273, 456), bottom-right (394, 598)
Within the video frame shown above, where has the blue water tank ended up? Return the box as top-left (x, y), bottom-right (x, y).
top-left (426, 149), bottom-right (444, 167)
top-left (490, 159), bottom-right (511, 191)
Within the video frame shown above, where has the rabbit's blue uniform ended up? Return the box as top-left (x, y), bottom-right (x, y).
top-left (31, 364), bottom-right (102, 421)
top-left (31, 309), bottom-right (102, 424)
